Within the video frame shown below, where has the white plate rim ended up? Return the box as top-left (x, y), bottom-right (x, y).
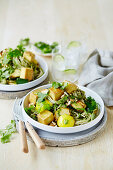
top-left (22, 84), bottom-right (104, 134)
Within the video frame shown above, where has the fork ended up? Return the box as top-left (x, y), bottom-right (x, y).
top-left (14, 98), bottom-right (28, 153)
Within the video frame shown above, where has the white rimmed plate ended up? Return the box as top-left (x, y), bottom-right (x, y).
top-left (22, 84), bottom-right (104, 134)
top-left (0, 55), bottom-right (48, 91)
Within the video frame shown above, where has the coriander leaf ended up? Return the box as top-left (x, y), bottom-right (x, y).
top-left (0, 120), bottom-right (17, 144)
top-left (52, 81), bottom-right (68, 90)
top-left (7, 45), bottom-right (25, 59)
top-left (1, 133), bottom-right (12, 144)
top-left (57, 95), bottom-right (68, 104)
top-left (64, 119), bottom-right (69, 125)
top-left (36, 100), bottom-right (52, 113)
top-left (3, 54), bottom-right (11, 65)
top-left (17, 45), bottom-right (25, 54)
top-left (1, 67), bottom-right (7, 72)
top-left (30, 113), bottom-right (37, 121)
top-left (85, 97), bottom-right (98, 113)
top-left (2, 70), bottom-right (10, 79)
top-left (6, 120), bottom-right (17, 133)
top-left (61, 82), bottom-right (68, 90)
top-left (34, 41), bottom-right (58, 54)
top-left (52, 82), bottom-right (61, 89)
top-left (19, 38), bottom-right (30, 46)
top-left (25, 105), bottom-right (35, 116)
top-left (37, 92), bottom-right (48, 102)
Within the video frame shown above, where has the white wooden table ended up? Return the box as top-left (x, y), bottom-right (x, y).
top-left (0, 0), bottom-right (113, 170)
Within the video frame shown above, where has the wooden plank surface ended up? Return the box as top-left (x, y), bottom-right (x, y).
top-left (0, 0), bottom-right (113, 170)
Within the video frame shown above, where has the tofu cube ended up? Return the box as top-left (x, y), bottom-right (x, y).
top-left (63, 80), bottom-right (78, 94)
top-left (55, 108), bottom-right (70, 121)
top-left (49, 87), bottom-right (64, 101)
top-left (29, 92), bottom-right (38, 105)
top-left (10, 69), bottom-right (20, 78)
top-left (20, 67), bottom-right (33, 81)
top-left (60, 108), bottom-right (70, 115)
top-left (23, 51), bottom-right (35, 62)
top-left (71, 101), bottom-right (86, 111)
top-left (38, 110), bottom-right (54, 125)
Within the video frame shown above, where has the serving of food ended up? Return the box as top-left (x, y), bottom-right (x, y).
top-left (0, 45), bottom-right (43, 85)
top-left (23, 81), bottom-right (104, 133)
top-left (0, 44), bottom-right (48, 91)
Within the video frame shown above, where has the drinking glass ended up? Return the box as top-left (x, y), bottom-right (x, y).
top-left (52, 41), bottom-right (88, 82)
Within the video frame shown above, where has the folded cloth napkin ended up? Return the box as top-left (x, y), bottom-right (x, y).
top-left (78, 49), bottom-right (113, 106)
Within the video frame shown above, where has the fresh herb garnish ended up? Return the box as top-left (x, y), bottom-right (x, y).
top-left (2, 45), bottom-right (25, 66)
top-left (52, 82), bottom-right (61, 89)
top-left (34, 41), bottom-right (58, 54)
top-left (19, 38), bottom-right (30, 46)
top-left (37, 92), bottom-right (48, 103)
top-left (0, 120), bottom-right (17, 144)
top-left (7, 45), bottom-right (25, 59)
top-left (64, 119), bottom-right (69, 125)
top-left (24, 105), bottom-right (37, 120)
top-left (3, 53), bottom-right (11, 65)
top-left (52, 81), bottom-right (68, 90)
top-left (57, 95), bottom-right (68, 105)
top-left (0, 67), bottom-right (14, 80)
top-left (25, 105), bottom-right (35, 115)
top-left (61, 82), bottom-right (68, 90)
top-left (36, 101), bottom-right (52, 113)
top-left (85, 97), bottom-right (98, 113)
top-left (0, 38), bottom-right (44, 84)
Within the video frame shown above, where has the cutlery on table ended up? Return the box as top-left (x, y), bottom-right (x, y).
top-left (19, 120), bottom-right (29, 153)
top-left (26, 122), bottom-right (45, 149)
top-left (13, 98), bottom-right (45, 152)
top-left (14, 98), bottom-right (28, 153)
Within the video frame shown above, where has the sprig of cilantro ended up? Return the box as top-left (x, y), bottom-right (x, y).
top-left (52, 82), bottom-right (68, 90)
top-left (0, 120), bottom-right (17, 144)
top-left (3, 45), bottom-right (25, 65)
top-left (52, 82), bottom-right (61, 89)
top-left (19, 38), bottom-right (30, 46)
top-left (34, 41), bottom-right (58, 54)
top-left (85, 97), bottom-right (98, 113)
top-left (37, 92), bottom-right (48, 102)
top-left (57, 95), bottom-right (68, 105)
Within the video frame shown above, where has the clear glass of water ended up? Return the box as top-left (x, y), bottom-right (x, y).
top-left (52, 41), bottom-right (88, 82)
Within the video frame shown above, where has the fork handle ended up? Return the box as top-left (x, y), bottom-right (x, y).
top-left (26, 122), bottom-right (45, 149)
top-left (19, 120), bottom-right (29, 153)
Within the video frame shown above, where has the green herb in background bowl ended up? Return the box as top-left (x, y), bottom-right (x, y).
top-left (34, 41), bottom-right (59, 54)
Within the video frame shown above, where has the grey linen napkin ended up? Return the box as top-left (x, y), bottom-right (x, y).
top-left (78, 49), bottom-right (113, 106)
